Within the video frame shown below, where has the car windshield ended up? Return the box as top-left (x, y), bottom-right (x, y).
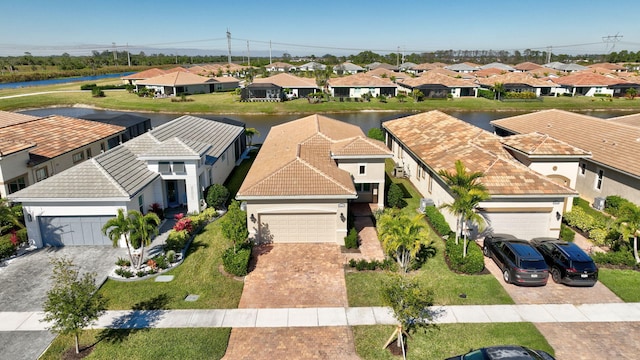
top-left (462, 349), bottom-right (485, 360)
top-left (572, 260), bottom-right (596, 271)
top-left (521, 260), bottom-right (547, 270)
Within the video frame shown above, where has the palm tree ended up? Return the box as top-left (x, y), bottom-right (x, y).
top-left (102, 209), bottom-right (135, 266)
top-left (378, 209), bottom-right (430, 273)
top-left (0, 198), bottom-right (24, 233)
top-left (492, 82), bottom-right (505, 100)
top-left (128, 210), bottom-right (160, 269)
top-left (458, 189), bottom-right (490, 257)
top-left (245, 127), bottom-right (260, 147)
top-left (616, 203), bottom-right (640, 264)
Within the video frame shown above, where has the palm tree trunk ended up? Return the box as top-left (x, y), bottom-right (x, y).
top-left (634, 236), bottom-right (640, 264)
top-left (462, 221), bottom-right (468, 258)
top-left (455, 215), bottom-right (462, 245)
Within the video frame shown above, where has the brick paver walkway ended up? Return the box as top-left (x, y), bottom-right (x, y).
top-left (224, 244), bottom-right (359, 359)
top-left (344, 204), bottom-right (385, 264)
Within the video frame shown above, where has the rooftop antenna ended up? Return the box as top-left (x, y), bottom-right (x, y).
top-left (226, 28), bottom-right (232, 64)
top-left (602, 33), bottom-right (623, 52)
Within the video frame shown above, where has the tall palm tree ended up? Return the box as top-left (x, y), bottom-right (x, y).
top-left (102, 209), bottom-right (134, 266)
top-left (492, 82), bottom-right (505, 100)
top-left (378, 209), bottom-right (430, 273)
top-left (459, 189), bottom-right (490, 257)
top-left (128, 210), bottom-right (160, 269)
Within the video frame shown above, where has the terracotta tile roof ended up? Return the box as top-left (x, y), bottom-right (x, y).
top-left (383, 111), bottom-right (575, 197)
top-left (0, 139), bottom-right (37, 156)
top-left (186, 65), bottom-right (209, 75)
top-left (366, 68), bottom-right (410, 80)
top-left (136, 71), bottom-right (214, 86)
top-left (212, 76), bottom-right (240, 83)
top-left (515, 62), bottom-right (543, 71)
top-left (238, 114), bottom-right (391, 199)
top-left (328, 73), bottom-right (396, 87)
top-left (476, 72), bottom-right (559, 87)
top-left (425, 67), bottom-right (464, 77)
top-left (526, 67), bottom-right (561, 77)
top-left (491, 109), bottom-right (640, 177)
top-left (0, 115), bottom-right (124, 162)
top-left (501, 132), bottom-right (591, 157)
top-left (121, 68), bottom-right (167, 80)
top-left (551, 71), bottom-right (626, 86)
top-left (165, 66), bottom-right (189, 73)
top-left (267, 62), bottom-right (294, 69)
top-left (588, 63), bottom-right (627, 71)
top-left (411, 63), bottom-right (444, 71)
top-left (253, 73), bottom-right (318, 87)
top-left (473, 68), bottom-right (505, 78)
top-left (0, 110), bottom-right (40, 128)
top-left (399, 72), bottom-right (477, 88)
top-left (609, 113), bottom-right (640, 127)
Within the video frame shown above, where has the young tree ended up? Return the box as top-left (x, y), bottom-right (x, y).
top-left (128, 210), bottom-right (161, 269)
top-left (616, 203), bottom-right (640, 264)
top-left (378, 209), bottom-right (431, 272)
top-left (220, 200), bottom-right (248, 253)
top-left (102, 208), bottom-right (135, 266)
top-left (381, 272), bottom-right (434, 359)
top-left (626, 87), bottom-right (637, 100)
top-left (42, 257), bottom-right (107, 354)
top-left (245, 127), bottom-right (260, 146)
top-left (206, 184), bottom-right (230, 209)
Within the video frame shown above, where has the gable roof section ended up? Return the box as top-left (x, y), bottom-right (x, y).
top-left (328, 73), bottom-right (396, 87)
top-left (121, 68), bottom-right (167, 80)
top-left (253, 73), bottom-right (318, 88)
top-left (491, 109), bottom-right (640, 178)
top-left (399, 71), bottom-right (477, 88)
top-left (500, 132), bottom-right (592, 157)
top-left (0, 139), bottom-right (37, 157)
top-left (476, 72), bottom-right (559, 87)
top-left (608, 112), bottom-right (640, 127)
top-left (552, 71), bottom-right (627, 86)
top-left (445, 63), bottom-right (479, 72)
top-left (515, 62), bottom-right (543, 71)
top-left (0, 110), bottom-right (40, 128)
top-left (238, 114), bottom-right (391, 199)
top-left (480, 62), bottom-right (515, 71)
top-left (383, 111), bottom-right (575, 197)
top-left (136, 71), bottom-right (214, 86)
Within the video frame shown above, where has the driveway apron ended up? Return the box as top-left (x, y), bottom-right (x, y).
top-left (223, 244), bottom-right (360, 359)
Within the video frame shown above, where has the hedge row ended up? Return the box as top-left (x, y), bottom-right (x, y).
top-left (423, 206), bottom-right (452, 237)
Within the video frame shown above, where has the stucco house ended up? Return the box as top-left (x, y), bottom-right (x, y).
top-left (333, 62), bottom-right (365, 75)
top-left (492, 109), bottom-right (640, 206)
top-left (550, 71), bottom-right (630, 97)
top-left (251, 73), bottom-right (320, 98)
top-left (9, 115), bottom-right (246, 248)
top-left (0, 111), bottom-right (125, 199)
top-left (265, 62), bottom-right (295, 73)
top-left (383, 111), bottom-right (580, 240)
top-left (327, 73), bottom-right (397, 98)
top-left (476, 72), bottom-right (560, 97)
top-left (135, 71), bottom-right (219, 96)
top-left (397, 71), bottom-right (478, 98)
top-left (236, 114), bottom-right (392, 245)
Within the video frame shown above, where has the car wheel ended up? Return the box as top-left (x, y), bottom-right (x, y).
top-left (483, 246), bottom-right (489, 257)
top-left (551, 268), bottom-right (562, 283)
top-left (503, 269), bottom-right (511, 284)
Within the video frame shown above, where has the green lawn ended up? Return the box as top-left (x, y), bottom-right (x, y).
top-left (354, 323), bottom-right (554, 360)
top-left (40, 328), bottom-right (230, 360)
top-left (597, 268), bottom-right (640, 302)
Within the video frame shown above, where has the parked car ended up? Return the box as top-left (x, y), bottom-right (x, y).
top-left (483, 234), bottom-right (549, 286)
top-left (530, 238), bottom-right (598, 287)
top-left (445, 345), bottom-right (555, 360)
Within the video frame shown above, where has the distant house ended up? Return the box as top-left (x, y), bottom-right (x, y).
top-left (327, 73), bottom-right (397, 98)
top-left (366, 68), bottom-right (411, 82)
top-left (251, 73), bottom-right (320, 98)
top-left (406, 62), bottom-right (443, 75)
top-left (543, 62), bottom-right (587, 73)
top-left (479, 62), bottom-right (515, 72)
top-left (492, 109), bottom-right (640, 205)
top-left (237, 114), bottom-right (392, 244)
top-left (297, 61), bottom-right (326, 72)
top-left (476, 72), bottom-right (559, 96)
top-left (550, 71), bottom-right (630, 97)
top-left (366, 62), bottom-right (398, 71)
top-left (135, 71), bottom-right (218, 96)
top-left (444, 62), bottom-right (479, 73)
top-left (588, 63), bottom-right (627, 72)
top-left (334, 62), bottom-right (365, 75)
top-left (265, 62), bottom-right (295, 72)
top-left (383, 110), bottom-right (579, 240)
top-left (397, 72), bottom-right (478, 98)
top-left (514, 62), bottom-right (543, 72)
top-left (120, 68), bottom-right (168, 85)
top-left (210, 76), bottom-right (241, 91)
top-left (9, 116), bottom-right (246, 247)
top-left (0, 111), bottom-right (125, 199)
top-left (241, 83), bottom-right (284, 102)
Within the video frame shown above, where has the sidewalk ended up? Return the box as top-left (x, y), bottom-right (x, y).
top-left (3, 303), bottom-right (640, 332)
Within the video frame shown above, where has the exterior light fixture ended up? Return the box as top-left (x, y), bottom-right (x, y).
top-left (250, 214), bottom-right (256, 223)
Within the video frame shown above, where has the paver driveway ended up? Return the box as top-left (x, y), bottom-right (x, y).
top-left (223, 244), bottom-right (360, 359)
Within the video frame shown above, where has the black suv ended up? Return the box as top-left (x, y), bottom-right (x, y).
top-left (445, 345), bottom-right (555, 360)
top-left (530, 238), bottom-right (598, 287)
top-left (483, 234), bottom-right (549, 286)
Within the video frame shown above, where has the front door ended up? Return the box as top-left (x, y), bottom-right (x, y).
top-left (167, 180), bottom-right (178, 207)
top-left (372, 183), bottom-right (379, 204)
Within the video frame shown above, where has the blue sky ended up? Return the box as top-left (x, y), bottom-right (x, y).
top-left (2, 0), bottom-right (639, 57)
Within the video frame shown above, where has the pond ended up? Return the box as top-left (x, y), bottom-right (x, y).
top-left (0, 72), bottom-right (135, 90)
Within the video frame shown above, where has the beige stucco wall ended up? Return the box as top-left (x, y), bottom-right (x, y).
top-left (337, 158), bottom-right (387, 207)
top-left (576, 159), bottom-right (640, 205)
top-left (0, 150), bottom-right (31, 198)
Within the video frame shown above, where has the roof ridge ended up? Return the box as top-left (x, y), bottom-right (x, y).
top-left (297, 157), bottom-right (355, 194)
top-left (531, 133), bottom-right (549, 153)
top-left (90, 158), bottom-right (130, 197)
top-left (172, 137), bottom-right (200, 156)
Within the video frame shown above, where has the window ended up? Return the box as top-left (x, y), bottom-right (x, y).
top-left (221, 152), bottom-right (226, 163)
top-left (72, 151), bottom-right (84, 163)
top-left (579, 162), bottom-right (586, 176)
top-left (356, 183), bottom-right (371, 192)
top-left (35, 167), bottom-right (48, 182)
top-left (359, 165), bottom-right (366, 175)
top-left (595, 169), bottom-right (604, 190)
top-left (428, 175), bottom-right (433, 194)
top-left (173, 162), bottom-right (186, 173)
top-left (7, 175), bottom-right (27, 194)
top-left (159, 162), bottom-right (171, 174)
top-left (100, 142), bottom-right (106, 153)
top-left (86, 148), bottom-right (92, 159)
top-left (138, 195), bottom-right (144, 213)
top-left (416, 165), bottom-right (421, 179)
top-left (422, 166), bottom-right (426, 179)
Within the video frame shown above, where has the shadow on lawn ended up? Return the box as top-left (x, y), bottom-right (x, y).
top-left (96, 293), bottom-right (170, 344)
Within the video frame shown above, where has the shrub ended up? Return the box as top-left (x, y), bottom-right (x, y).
top-left (114, 268), bottom-right (134, 278)
top-left (153, 255), bottom-right (169, 269)
top-left (91, 87), bottom-right (105, 97)
top-left (222, 243), bottom-right (252, 277)
top-left (173, 217), bottom-right (193, 234)
top-left (206, 184), bottom-right (230, 209)
top-left (589, 228), bottom-right (609, 246)
top-left (344, 228), bottom-right (359, 249)
top-left (16, 228), bottom-right (27, 246)
top-left (0, 238), bottom-right (15, 260)
top-left (136, 270), bottom-right (147, 277)
top-left (367, 127), bottom-right (385, 141)
top-left (445, 239), bottom-right (484, 274)
top-left (560, 223), bottom-right (575, 242)
top-left (165, 250), bottom-right (176, 263)
top-left (605, 195), bottom-right (635, 217)
top-left (409, 243), bottom-right (437, 271)
top-left (164, 229), bottom-right (189, 252)
top-left (592, 249), bottom-right (637, 267)
top-left (347, 258), bottom-right (396, 271)
top-left (115, 257), bottom-right (131, 267)
top-left (424, 206), bottom-right (451, 236)
top-left (148, 203), bottom-right (164, 220)
top-left (387, 183), bottom-right (405, 208)
top-left (564, 207), bottom-right (594, 232)
top-left (477, 89), bottom-right (495, 100)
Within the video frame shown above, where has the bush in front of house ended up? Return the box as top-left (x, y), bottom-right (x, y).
top-left (206, 184), bottom-right (230, 209)
top-left (387, 183), bottom-right (405, 208)
top-left (591, 249), bottom-right (637, 267)
top-left (423, 206), bottom-right (452, 237)
top-left (563, 207), bottom-right (595, 232)
top-left (344, 228), bottom-right (359, 249)
top-left (164, 229), bottom-right (189, 252)
top-left (445, 239), bottom-right (484, 274)
top-left (0, 237), bottom-right (16, 261)
top-left (222, 242), bottom-right (252, 277)
top-left (348, 258), bottom-right (396, 271)
top-left (560, 223), bottom-right (575, 242)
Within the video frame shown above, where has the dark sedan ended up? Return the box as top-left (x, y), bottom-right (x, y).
top-left (445, 345), bottom-right (556, 360)
top-left (483, 234), bottom-right (549, 286)
top-left (531, 238), bottom-right (598, 287)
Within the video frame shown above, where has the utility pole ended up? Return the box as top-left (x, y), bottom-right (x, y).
top-left (247, 41), bottom-right (251, 67)
top-left (269, 40), bottom-right (272, 64)
top-left (602, 33), bottom-right (623, 52)
top-left (396, 46), bottom-right (400, 67)
top-left (126, 43), bottom-right (131, 67)
top-left (226, 28), bottom-right (232, 64)
top-left (112, 42), bottom-right (117, 64)
top-left (546, 46), bottom-right (552, 63)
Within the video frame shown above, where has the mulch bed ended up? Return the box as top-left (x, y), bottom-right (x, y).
top-left (61, 344), bottom-right (95, 360)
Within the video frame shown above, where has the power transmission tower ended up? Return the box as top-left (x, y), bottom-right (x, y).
top-left (602, 33), bottom-right (623, 52)
top-left (226, 28), bottom-right (232, 64)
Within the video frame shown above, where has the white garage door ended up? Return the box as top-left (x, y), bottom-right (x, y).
top-left (482, 211), bottom-right (551, 240)
top-left (39, 216), bottom-right (114, 246)
top-left (259, 213), bottom-right (336, 243)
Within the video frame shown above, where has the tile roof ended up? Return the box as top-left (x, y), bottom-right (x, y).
top-left (491, 109), bottom-right (640, 177)
top-left (0, 139), bottom-right (37, 157)
top-left (0, 115), bottom-right (124, 163)
top-left (476, 72), bottom-right (559, 87)
top-left (335, 62), bottom-right (365, 72)
top-left (0, 110), bottom-right (40, 128)
top-left (473, 68), bottom-right (505, 77)
top-left (383, 111), bottom-right (576, 197)
top-left (500, 133), bottom-right (591, 157)
top-left (399, 72), bottom-right (477, 88)
top-left (480, 62), bottom-right (515, 71)
top-left (253, 73), bottom-right (318, 88)
top-left (136, 71), bottom-right (214, 86)
top-left (515, 62), bottom-right (543, 71)
top-left (551, 71), bottom-right (628, 86)
top-left (411, 63), bottom-right (444, 71)
top-left (445, 63), bottom-right (479, 72)
top-left (238, 114), bottom-right (391, 199)
top-left (328, 73), bottom-right (396, 87)
top-left (588, 63), bottom-right (627, 71)
top-left (120, 68), bottom-right (167, 80)
top-left (211, 76), bottom-right (240, 83)
top-left (366, 68), bottom-right (409, 80)
top-left (9, 116), bottom-right (244, 200)
top-left (425, 67), bottom-right (464, 78)
top-left (608, 113), bottom-right (640, 127)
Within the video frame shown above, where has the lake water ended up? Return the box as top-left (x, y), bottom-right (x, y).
top-left (20, 107), bottom-right (636, 144)
top-left (0, 72), bottom-right (135, 90)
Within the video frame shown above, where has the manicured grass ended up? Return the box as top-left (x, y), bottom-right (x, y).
top-left (98, 218), bottom-right (244, 310)
top-left (597, 268), bottom-right (640, 302)
top-left (353, 323), bottom-right (554, 360)
top-left (2, 78), bottom-right (640, 113)
top-left (40, 328), bottom-right (230, 360)
top-left (346, 160), bottom-right (513, 306)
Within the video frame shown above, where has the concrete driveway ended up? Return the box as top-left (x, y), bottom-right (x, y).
top-left (0, 245), bottom-right (126, 360)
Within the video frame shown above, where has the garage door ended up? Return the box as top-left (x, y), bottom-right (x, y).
top-left (482, 211), bottom-right (551, 240)
top-left (39, 216), bottom-right (114, 246)
top-left (259, 213), bottom-right (336, 243)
